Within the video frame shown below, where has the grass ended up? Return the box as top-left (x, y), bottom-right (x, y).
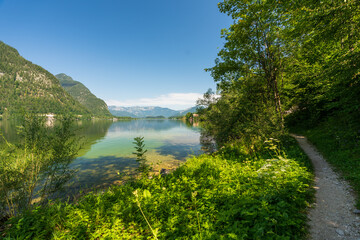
top-left (291, 117), bottom-right (360, 208)
top-left (3, 136), bottom-right (314, 239)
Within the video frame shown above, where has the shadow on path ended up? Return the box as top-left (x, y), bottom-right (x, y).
top-left (291, 134), bottom-right (360, 240)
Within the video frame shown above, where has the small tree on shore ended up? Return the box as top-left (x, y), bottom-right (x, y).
top-left (132, 136), bottom-right (151, 177)
top-left (0, 114), bottom-right (80, 217)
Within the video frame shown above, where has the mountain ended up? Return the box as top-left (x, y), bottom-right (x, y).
top-left (109, 106), bottom-right (179, 118)
top-left (56, 73), bottom-right (112, 117)
top-left (0, 41), bottom-right (90, 115)
top-left (107, 107), bottom-right (138, 118)
top-left (108, 106), bottom-right (198, 118)
top-left (179, 106), bottom-right (198, 116)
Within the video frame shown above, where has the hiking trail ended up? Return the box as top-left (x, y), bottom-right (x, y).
top-left (292, 135), bottom-right (360, 240)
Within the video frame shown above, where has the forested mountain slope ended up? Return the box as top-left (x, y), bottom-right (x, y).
top-left (56, 73), bottom-right (112, 117)
top-left (0, 41), bottom-right (89, 115)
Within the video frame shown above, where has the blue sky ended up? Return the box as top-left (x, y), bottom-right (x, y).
top-left (0, 0), bottom-right (232, 110)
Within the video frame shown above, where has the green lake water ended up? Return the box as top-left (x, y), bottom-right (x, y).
top-left (0, 119), bottom-right (203, 193)
top-left (71, 119), bottom-right (202, 191)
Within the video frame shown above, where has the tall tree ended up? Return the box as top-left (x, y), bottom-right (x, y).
top-left (201, 0), bottom-right (291, 146)
top-left (207, 0), bottom-right (292, 126)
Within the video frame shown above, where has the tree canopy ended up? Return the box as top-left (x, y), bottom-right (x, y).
top-left (200, 0), bottom-right (360, 148)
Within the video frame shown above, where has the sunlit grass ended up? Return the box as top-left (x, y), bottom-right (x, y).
top-left (4, 136), bottom-right (314, 239)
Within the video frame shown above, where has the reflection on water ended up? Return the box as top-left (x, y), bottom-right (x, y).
top-left (69, 119), bottom-right (202, 192)
top-left (75, 119), bottom-right (114, 156)
top-left (0, 118), bottom-right (21, 143)
top-left (0, 119), bottom-right (203, 195)
top-left (200, 130), bottom-right (217, 153)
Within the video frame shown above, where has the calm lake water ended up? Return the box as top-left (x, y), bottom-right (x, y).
top-left (0, 119), bottom-right (202, 192)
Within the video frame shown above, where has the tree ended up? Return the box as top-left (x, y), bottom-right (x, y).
top-left (132, 136), bottom-right (151, 177)
top-left (201, 0), bottom-right (290, 147)
top-left (207, 0), bottom-right (290, 123)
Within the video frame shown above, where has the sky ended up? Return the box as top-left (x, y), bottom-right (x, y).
top-left (0, 0), bottom-right (232, 110)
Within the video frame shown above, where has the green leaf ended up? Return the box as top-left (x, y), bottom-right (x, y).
top-left (143, 189), bottom-right (151, 199)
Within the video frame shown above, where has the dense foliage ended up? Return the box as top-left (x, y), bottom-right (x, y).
top-left (0, 42), bottom-right (90, 116)
top-left (4, 138), bottom-right (313, 239)
top-left (1, 0), bottom-right (359, 238)
top-left (56, 73), bottom-right (113, 117)
top-left (285, 0), bottom-right (360, 128)
top-left (0, 115), bottom-right (80, 218)
top-left (195, 1), bottom-right (360, 236)
top-left (199, 0), bottom-right (360, 149)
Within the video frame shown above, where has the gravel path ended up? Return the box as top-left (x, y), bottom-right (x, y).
top-left (292, 135), bottom-right (360, 240)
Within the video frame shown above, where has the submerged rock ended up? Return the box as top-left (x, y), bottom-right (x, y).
top-left (160, 168), bottom-right (171, 176)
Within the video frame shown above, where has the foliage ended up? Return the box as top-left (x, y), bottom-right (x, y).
top-left (132, 137), bottom-right (151, 177)
top-left (201, 0), bottom-right (359, 146)
top-left (283, 0), bottom-right (360, 125)
top-left (282, 0), bottom-right (360, 206)
top-left (208, 0), bottom-right (287, 119)
top-left (1, 0), bottom-right (359, 238)
top-left (4, 137), bottom-right (313, 239)
top-left (0, 114), bottom-right (80, 217)
top-left (200, 0), bottom-right (291, 148)
top-left (133, 189), bottom-right (159, 239)
top-left (198, 83), bottom-right (284, 149)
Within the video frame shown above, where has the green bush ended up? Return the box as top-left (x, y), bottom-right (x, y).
top-left (4, 137), bottom-right (313, 239)
top-left (0, 114), bottom-right (80, 217)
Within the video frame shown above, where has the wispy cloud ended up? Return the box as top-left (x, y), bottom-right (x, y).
top-left (106, 93), bottom-right (203, 110)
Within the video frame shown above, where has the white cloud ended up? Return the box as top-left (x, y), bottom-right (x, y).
top-left (106, 93), bottom-right (203, 110)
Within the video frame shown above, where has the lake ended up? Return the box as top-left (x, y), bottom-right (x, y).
top-left (0, 119), bottom-right (203, 193)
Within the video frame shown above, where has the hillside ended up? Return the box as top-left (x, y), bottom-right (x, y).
top-left (0, 41), bottom-right (89, 115)
top-left (109, 106), bottom-right (197, 118)
top-left (178, 106), bottom-right (198, 116)
top-left (56, 73), bottom-right (112, 117)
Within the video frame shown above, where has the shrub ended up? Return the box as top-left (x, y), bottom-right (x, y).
top-left (0, 114), bottom-right (80, 217)
top-left (4, 137), bottom-right (313, 239)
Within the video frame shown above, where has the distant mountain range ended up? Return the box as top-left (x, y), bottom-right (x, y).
top-left (56, 73), bottom-right (112, 117)
top-left (108, 106), bottom-right (198, 118)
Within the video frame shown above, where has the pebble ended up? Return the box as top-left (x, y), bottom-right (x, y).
top-left (293, 135), bottom-right (360, 240)
top-left (353, 209), bottom-right (360, 214)
top-left (336, 229), bottom-right (345, 236)
top-left (160, 168), bottom-right (170, 176)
